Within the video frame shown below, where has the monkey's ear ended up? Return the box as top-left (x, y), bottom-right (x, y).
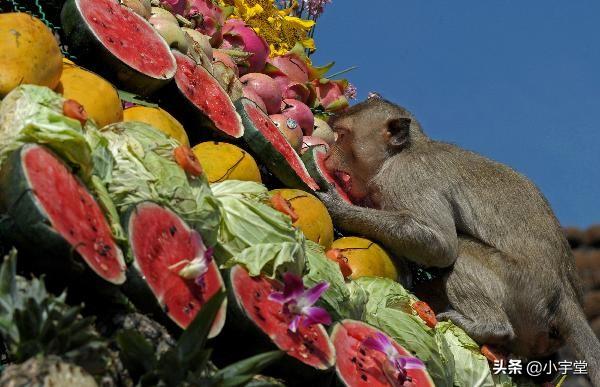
top-left (386, 117), bottom-right (411, 149)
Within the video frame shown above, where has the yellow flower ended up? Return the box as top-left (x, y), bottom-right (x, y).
top-left (223, 0), bottom-right (317, 56)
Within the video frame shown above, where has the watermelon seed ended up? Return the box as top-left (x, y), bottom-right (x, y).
top-left (361, 374), bottom-right (368, 381)
top-left (169, 226), bottom-right (177, 236)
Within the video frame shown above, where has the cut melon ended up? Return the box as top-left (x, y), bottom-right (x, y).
top-left (332, 320), bottom-right (434, 387)
top-left (0, 144), bottom-right (126, 284)
top-left (61, 0), bottom-right (176, 95)
top-left (168, 51), bottom-right (244, 139)
top-left (125, 202), bottom-right (226, 337)
top-left (301, 145), bottom-right (352, 203)
top-left (228, 265), bottom-right (335, 369)
top-left (236, 98), bottom-right (319, 191)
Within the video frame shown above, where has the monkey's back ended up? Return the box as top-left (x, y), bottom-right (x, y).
top-left (381, 140), bottom-right (574, 274)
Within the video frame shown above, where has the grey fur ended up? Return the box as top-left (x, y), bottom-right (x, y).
top-left (317, 97), bottom-right (600, 385)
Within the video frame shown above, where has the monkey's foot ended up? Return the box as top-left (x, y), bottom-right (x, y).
top-left (437, 310), bottom-right (515, 345)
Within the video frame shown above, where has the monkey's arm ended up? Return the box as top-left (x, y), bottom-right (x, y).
top-left (317, 191), bottom-right (458, 268)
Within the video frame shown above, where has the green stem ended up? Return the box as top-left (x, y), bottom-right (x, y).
top-left (327, 66), bottom-right (358, 79)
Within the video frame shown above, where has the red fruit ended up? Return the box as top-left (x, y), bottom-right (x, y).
top-left (63, 99), bottom-right (88, 125)
top-left (242, 87), bottom-right (267, 112)
top-left (127, 202), bottom-right (226, 337)
top-left (270, 193), bottom-right (299, 222)
top-left (331, 320), bottom-right (434, 387)
top-left (240, 73), bottom-right (283, 114)
top-left (326, 249), bottom-right (353, 278)
top-left (300, 136), bottom-right (330, 155)
top-left (270, 114), bottom-right (303, 151)
top-left (311, 79), bottom-right (349, 112)
top-left (272, 75), bottom-right (310, 103)
top-left (281, 99), bottom-right (314, 135)
top-left (229, 266), bottom-right (335, 369)
top-left (174, 146), bottom-right (203, 176)
top-left (269, 53), bottom-right (309, 83)
top-left (412, 301), bottom-right (437, 328)
top-left (222, 19), bottom-right (269, 75)
top-left (212, 50), bottom-right (238, 76)
top-left (185, 0), bottom-right (225, 46)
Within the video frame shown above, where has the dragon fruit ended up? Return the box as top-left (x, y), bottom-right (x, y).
top-left (310, 78), bottom-right (349, 112)
top-left (213, 50), bottom-right (238, 76)
top-left (269, 53), bottom-right (309, 83)
top-left (272, 76), bottom-right (310, 103)
top-left (185, 0), bottom-right (225, 46)
top-left (240, 73), bottom-right (282, 115)
top-left (160, 0), bottom-right (186, 15)
top-left (280, 99), bottom-right (314, 135)
top-left (222, 19), bottom-right (269, 75)
top-left (242, 87), bottom-right (267, 112)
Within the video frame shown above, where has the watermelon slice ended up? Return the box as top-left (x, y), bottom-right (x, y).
top-left (168, 51), bottom-right (244, 139)
top-left (228, 265), bottom-right (335, 369)
top-left (61, 0), bottom-right (176, 95)
top-left (301, 145), bottom-right (352, 203)
top-left (236, 98), bottom-right (319, 191)
top-left (331, 320), bottom-right (434, 387)
top-left (125, 202), bottom-right (226, 338)
top-left (0, 144), bottom-right (126, 284)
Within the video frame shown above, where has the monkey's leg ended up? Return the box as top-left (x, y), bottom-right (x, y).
top-left (316, 191), bottom-right (458, 268)
top-left (438, 237), bottom-right (515, 345)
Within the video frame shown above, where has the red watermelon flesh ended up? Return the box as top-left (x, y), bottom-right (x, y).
top-left (244, 102), bottom-right (319, 191)
top-left (77, 0), bottom-right (176, 78)
top-left (173, 51), bottom-right (244, 138)
top-left (23, 145), bottom-right (126, 284)
top-left (129, 202), bottom-right (226, 337)
top-left (314, 146), bottom-right (352, 204)
top-left (331, 320), bottom-right (434, 387)
top-left (230, 265), bottom-right (335, 369)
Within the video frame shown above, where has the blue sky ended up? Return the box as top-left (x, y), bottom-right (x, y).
top-left (311, 0), bottom-right (600, 227)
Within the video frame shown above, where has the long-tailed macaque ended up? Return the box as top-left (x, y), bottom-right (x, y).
top-left (316, 95), bottom-right (600, 385)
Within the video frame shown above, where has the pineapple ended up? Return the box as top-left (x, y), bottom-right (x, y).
top-left (112, 313), bottom-right (176, 357)
top-left (0, 249), bottom-right (116, 385)
top-left (0, 355), bottom-right (97, 387)
top-left (116, 292), bottom-right (284, 386)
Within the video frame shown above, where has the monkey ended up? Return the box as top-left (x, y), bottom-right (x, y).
top-left (315, 95), bottom-right (600, 384)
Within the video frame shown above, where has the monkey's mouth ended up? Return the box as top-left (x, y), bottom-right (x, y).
top-left (332, 170), bottom-right (353, 195)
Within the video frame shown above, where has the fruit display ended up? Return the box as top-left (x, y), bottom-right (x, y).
top-left (0, 3), bottom-right (525, 387)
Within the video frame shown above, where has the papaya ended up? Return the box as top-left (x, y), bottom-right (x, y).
top-left (329, 237), bottom-right (398, 280)
top-left (192, 142), bottom-right (261, 183)
top-left (0, 13), bottom-right (63, 96)
top-left (123, 106), bottom-right (189, 147)
top-left (270, 189), bottom-right (334, 248)
top-left (56, 60), bottom-right (123, 127)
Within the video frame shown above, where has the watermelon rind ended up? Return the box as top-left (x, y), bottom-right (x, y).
top-left (215, 265), bottom-right (335, 379)
top-left (301, 145), bottom-right (352, 203)
top-left (121, 201), bottom-right (226, 338)
top-left (236, 98), bottom-right (319, 191)
top-left (331, 319), bottom-right (436, 387)
top-left (61, 0), bottom-right (176, 95)
top-left (0, 144), bottom-right (126, 285)
top-left (162, 51), bottom-right (244, 142)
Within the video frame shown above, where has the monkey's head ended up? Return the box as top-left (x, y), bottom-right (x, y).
top-left (324, 95), bottom-right (426, 204)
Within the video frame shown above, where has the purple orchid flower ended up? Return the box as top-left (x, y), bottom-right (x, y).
top-left (362, 332), bottom-right (425, 387)
top-left (268, 273), bottom-right (331, 332)
top-left (344, 82), bottom-right (357, 100)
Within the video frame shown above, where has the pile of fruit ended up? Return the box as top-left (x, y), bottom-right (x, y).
top-left (0, 2), bottom-right (535, 386)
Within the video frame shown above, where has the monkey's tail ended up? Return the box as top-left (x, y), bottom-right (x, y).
top-left (561, 297), bottom-right (600, 386)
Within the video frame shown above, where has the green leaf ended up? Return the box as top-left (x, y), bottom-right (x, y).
top-left (0, 249), bottom-right (17, 299)
top-left (0, 85), bottom-right (93, 177)
top-left (175, 291), bottom-right (226, 371)
top-left (212, 180), bottom-right (305, 277)
top-left (117, 90), bottom-right (159, 108)
top-left (214, 351), bottom-right (283, 381)
top-left (88, 121), bottom-right (221, 246)
top-left (116, 329), bottom-right (157, 380)
top-left (303, 241), bottom-right (350, 320)
top-left (436, 321), bottom-right (495, 387)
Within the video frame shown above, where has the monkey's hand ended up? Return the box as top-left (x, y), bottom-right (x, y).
top-left (315, 190), bottom-right (354, 225)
